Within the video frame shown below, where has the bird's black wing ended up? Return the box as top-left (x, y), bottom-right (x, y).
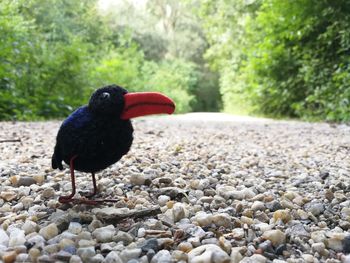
top-left (51, 106), bottom-right (90, 170)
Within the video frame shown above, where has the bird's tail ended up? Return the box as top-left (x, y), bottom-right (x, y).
top-left (52, 146), bottom-right (63, 170)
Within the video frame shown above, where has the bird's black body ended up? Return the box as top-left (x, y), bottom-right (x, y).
top-left (52, 85), bottom-right (133, 173)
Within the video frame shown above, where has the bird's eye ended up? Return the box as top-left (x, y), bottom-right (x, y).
top-left (100, 92), bottom-right (110, 100)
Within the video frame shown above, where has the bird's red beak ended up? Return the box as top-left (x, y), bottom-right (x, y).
top-left (121, 92), bottom-right (175, 120)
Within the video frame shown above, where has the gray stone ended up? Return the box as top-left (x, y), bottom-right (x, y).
top-left (120, 248), bottom-right (142, 262)
top-left (158, 195), bottom-right (170, 206)
top-left (92, 225), bottom-right (115, 243)
top-left (17, 176), bottom-right (37, 186)
top-left (151, 250), bottom-right (172, 263)
top-left (54, 250), bottom-right (73, 261)
top-left (41, 187), bottom-right (55, 199)
top-left (130, 173), bottom-right (145, 185)
top-left (104, 251), bottom-right (123, 263)
top-left (287, 223), bottom-right (310, 239)
top-left (113, 231), bottom-right (134, 245)
top-left (77, 246), bottom-right (96, 261)
top-left (90, 254), bottom-right (105, 263)
top-left (69, 255), bottom-right (83, 263)
top-left (304, 202), bottom-right (325, 216)
top-left (172, 203), bottom-right (187, 222)
top-left (68, 222), bottom-right (82, 235)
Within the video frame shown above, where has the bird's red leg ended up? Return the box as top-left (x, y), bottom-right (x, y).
top-left (81, 173), bottom-right (97, 198)
top-left (58, 155), bottom-right (78, 203)
top-left (80, 173), bottom-right (120, 204)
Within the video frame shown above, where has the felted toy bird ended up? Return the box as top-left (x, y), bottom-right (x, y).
top-left (52, 84), bottom-right (175, 204)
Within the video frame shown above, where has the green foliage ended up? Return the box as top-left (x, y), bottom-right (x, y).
top-left (0, 0), bottom-right (221, 120)
top-left (244, 0), bottom-right (350, 121)
top-left (0, 0), bottom-right (37, 120)
top-left (91, 44), bottom-right (144, 91)
top-left (198, 0), bottom-right (260, 114)
top-left (101, 0), bottom-right (221, 112)
top-left (7, 0), bottom-right (349, 121)
top-left (0, 0), bottom-right (100, 119)
top-left (200, 0), bottom-right (350, 121)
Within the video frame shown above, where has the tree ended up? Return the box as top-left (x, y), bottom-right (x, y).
top-left (198, 0), bottom-right (260, 114)
top-left (200, 0), bottom-right (350, 121)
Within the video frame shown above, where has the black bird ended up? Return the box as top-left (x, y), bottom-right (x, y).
top-left (52, 84), bottom-right (175, 204)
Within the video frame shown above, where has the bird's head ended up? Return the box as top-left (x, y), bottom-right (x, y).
top-left (88, 84), bottom-right (175, 119)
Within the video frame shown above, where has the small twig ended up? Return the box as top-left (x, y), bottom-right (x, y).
top-left (0, 139), bottom-right (21, 143)
top-left (96, 206), bottom-right (162, 224)
top-left (160, 219), bottom-right (177, 229)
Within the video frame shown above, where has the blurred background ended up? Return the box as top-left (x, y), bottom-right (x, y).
top-left (1, 0), bottom-right (349, 122)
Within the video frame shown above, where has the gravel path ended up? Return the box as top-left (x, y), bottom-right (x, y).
top-left (0, 114), bottom-right (350, 263)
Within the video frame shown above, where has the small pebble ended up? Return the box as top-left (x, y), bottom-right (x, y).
top-left (178, 242), bottom-right (193, 253)
top-left (304, 202), bottom-right (325, 216)
top-left (312, 242), bottom-right (325, 255)
top-left (151, 250), bottom-right (172, 263)
top-left (1, 191), bottom-right (17, 202)
top-left (68, 222), bottom-right (82, 235)
top-left (130, 173), bottom-right (145, 185)
top-left (41, 187), bottom-right (55, 199)
top-left (344, 235), bottom-right (350, 254)
top-left (158, 195), bottom-right (170, 206)
top-left (39, 223), bottom-right (59, 240)
top-left (262, 230), bottom-right (286, 246)
top-left (104, 251), bottom-right (123, 263)
top-left (119, 248), bottom-right (142, 262)
top-left (92, 225), bottom-right (115, 243)
top-left (77, 246), bottom-right (96, 261)
top-left (29, 247), bottom-right (41, 262)
top-left (113, 231), bottom-right (134, 244)
top-left (17, 176), bottom-right (37, 186)
top-left (0, 228), bottom-right (9, 246)
top-left (22, 220), bottom-right (37, 235)
top-left (188, 244), bottom-right (230, 263)
top-left (2, 251), bottom-right (17, 263)
top-left (70, 255), bottom-right (83, 263)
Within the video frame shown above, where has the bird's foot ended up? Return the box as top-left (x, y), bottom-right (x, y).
top-left (58, 196), bottom-right (75, 204)
top-left (77, 198), bottom-right (121, 205)
top-left (79, 190), bottom-right (97, 199)
top-left (58, 196), bottom-right (122, 205)
top-left (58, 196), bottom-right (99, 205)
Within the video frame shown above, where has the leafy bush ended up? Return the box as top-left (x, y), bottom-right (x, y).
top-left (200, 0), bottom-right (350, 122)
top-left (0, 0), bottom-right (220, 120)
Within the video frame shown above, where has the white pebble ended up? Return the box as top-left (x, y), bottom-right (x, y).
top-left (104, 251), bottom-right (123, 263)
top-left (0, 228), bottom-right (9, 246)
top-left (77, 246), bottom-right (96, 261)
top-left (262, 229), bottom-right (286, 246)
top-left (188, 244), bottom-right (230, 263)
top-left (158, 195), bottom-right (170, 206)
top-left (130, 173), bottom-right (145, 185)
top-left (68, 222), bottom-right (82, 235)
top-left (22, 220), bottom-right (37, 235)
top-left (151, 250), bottom-right (172, 263)
top-left (92, 225), bottom-right (115, 243)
